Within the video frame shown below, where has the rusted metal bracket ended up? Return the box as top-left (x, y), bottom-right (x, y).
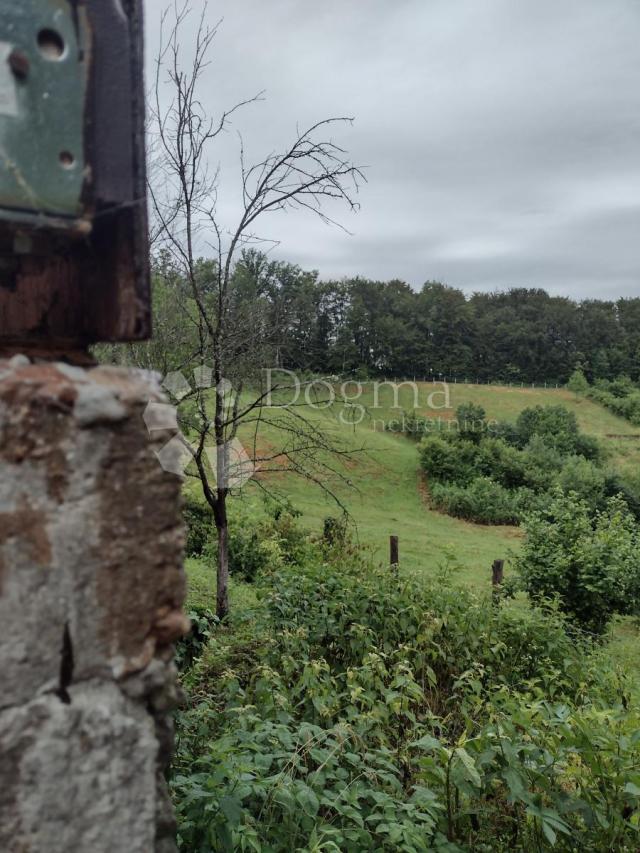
top-left (0, 0), bottom-right (150, 353)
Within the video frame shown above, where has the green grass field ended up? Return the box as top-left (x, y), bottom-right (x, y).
top-left (231, 382), bottom-right (640, 587)
top-left (187, 382), bottom-right (640, 683)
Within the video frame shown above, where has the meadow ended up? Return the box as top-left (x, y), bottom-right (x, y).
top-left (231, 382), bottom-right (640, 585)
top-left (185, 381), bottom-right (640, 681)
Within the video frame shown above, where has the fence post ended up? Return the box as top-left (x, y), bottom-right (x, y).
top-left (390, 535), bottom-right (399, 569)
top-left (492, 559), bottom-right (504, 604)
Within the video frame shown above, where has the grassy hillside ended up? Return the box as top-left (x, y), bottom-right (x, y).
top-left (232, 382), bottom-right (640, 588)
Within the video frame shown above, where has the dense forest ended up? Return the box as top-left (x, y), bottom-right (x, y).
top-left (150, 250), bottom-right (640, 385)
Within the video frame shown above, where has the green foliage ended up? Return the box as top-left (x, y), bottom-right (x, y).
top-left (604, 471), bottom-right (640, 522)
top-left (515, 405), bottom-right (595, 457)
top-left (184, 495), bottom-right (311, 582)
top-left (420, 403), bottom-right (613, 526)
top-left (476, 437), bottom-right (527, 489)
top-left (455, 402), bottom-right (487, 443)
top-left (430, 477), bottom-right (521, 525)
top-left (519, 435), bottom-right (564, 491)
top-left (183, 493), bottom-right (213, 557)
top-left (588, 377), bottom-right (640, 426)
top-left (517, 490), bottom-right (640, 634)
top-left (175, 606), bottom-right (218, 671)
top-left (419, 434), bottom-right (479, 486)
top-left (567, 368), bottom-right (589, 397)
top-left (172, 543), bottom-right (640, 851)
top-left (557, 456), bottom-right (606, 510)
top-left (322, 514), bottom-right (348, 547)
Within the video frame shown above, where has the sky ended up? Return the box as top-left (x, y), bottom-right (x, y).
top-left (146, 0), bottom-right (640, 299)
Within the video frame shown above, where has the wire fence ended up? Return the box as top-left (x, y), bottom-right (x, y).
top-left (376, 377), bottom-right (567, 390)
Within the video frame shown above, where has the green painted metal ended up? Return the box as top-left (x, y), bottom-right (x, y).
top-left (0, 0), bottom-right (89, 227)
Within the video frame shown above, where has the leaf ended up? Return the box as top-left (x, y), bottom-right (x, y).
top-left (297, 785), bottom-right (320, 817)
top-left (454, 748), bottom-right (481, 787)
top-left (273, 786), bottom-right (296, 814)
top-left (503, 767), bottom-right (527, 802)
top-left (410, 734), bottom-right (442, 751)
top-left (541, 820), bottom-right (557, 846)
top-left (219, 796), bottom-right (244, 826)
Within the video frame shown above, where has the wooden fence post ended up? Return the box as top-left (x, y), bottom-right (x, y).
top-left (390, 535), bottom-right (399, 569)
top-left (492, 559), bottom-right (504, 604)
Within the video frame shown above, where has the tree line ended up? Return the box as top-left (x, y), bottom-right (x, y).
top-left (146, 248), bottom-right (640, 386)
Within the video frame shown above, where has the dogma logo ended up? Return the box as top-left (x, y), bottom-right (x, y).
top-left (143, 369), bottom-right (255, 488)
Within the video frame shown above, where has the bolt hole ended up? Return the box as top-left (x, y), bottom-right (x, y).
top-left (37, 29), bottom-right (66, 61)
top-left (59, 151), bottom-right (75, 169)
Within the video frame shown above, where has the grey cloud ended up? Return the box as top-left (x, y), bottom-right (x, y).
top-left (146, 0), bottom-right (640, 298)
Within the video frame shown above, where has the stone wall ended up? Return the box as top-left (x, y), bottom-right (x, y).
top-left (0, 357), bottom-right (189, 853)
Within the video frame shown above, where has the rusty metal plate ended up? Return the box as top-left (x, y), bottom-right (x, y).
top-left (0, 0), bottom-right (151, 348)
top-left (0, 0), bottom-right (89, 228)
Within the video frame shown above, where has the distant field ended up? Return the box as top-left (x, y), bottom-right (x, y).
top-left (231, 382), bottom-right (640, 587)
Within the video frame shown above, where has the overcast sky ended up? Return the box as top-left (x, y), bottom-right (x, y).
top-left (146, 0), bottom-right (640, 299)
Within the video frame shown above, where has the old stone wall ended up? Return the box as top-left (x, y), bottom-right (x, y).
top-left (0, 357), bottom-right (188, 853)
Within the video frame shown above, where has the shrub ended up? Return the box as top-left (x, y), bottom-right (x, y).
top-left (573, 431), bottom-right (602, 460)
top-left (476, 437), bottom-right (527, 489)
top-left (430, 477), bottom-right (521, 525)
top-left (175, 605), bottom-right (217, 671)
top-left (182, 492), bottom-right (213, 556)
top-left (557, 455), bottom-right (606, 509)
top-left (419, 433), bottom-right (480, 485)
top-left (185, 496), bottom-right (311, 582)
top-left (520, 435), bottom-right (565, 491)
top-left (516, 489), bottom-right (640, 634)
top-left (604, 471), bottom-right (640, 521)
top-left (223, 505), bottom-right (310, 582)
top-left (588, 377), bottom-right (640, 426)
top-left (567, 368), bottom-right (589, 397)
top-left (487, 419), bottom-right (520, 445)
top-left (515, 405), bottom-right (587, 456)
top-left (173, 551), bottom-right (639, 852)
top-left (455, 402), bottom-right (487, 443)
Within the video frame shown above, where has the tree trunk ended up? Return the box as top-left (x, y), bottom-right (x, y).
top-left (215, 493), bottom-right (230, 620)
top-left (216, 521), bottom-right (229, 619)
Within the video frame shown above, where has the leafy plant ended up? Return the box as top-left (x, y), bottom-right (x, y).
top-left (567, 368), bottom-right (589, 397)
top-left (430, 477), bottom-right (521, 525)
top-left (171, 534), bottom-right (640, 851)
top-left (516, 489), bottom-right (640, 634)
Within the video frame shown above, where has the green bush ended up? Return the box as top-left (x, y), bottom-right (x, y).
top-left (567, 368), bottom-right (589, 396)
top-left (430, 477), bottom-right (521, 525)
top-left (604, 471), bottom-right (640, 521)
top-left (175, 605), bottom-right (218, 671)
top-left (419, 433), bottom-right (480, 485)
top-left (515, 404), bottom-right (598, 457)
top-left (182, 493), bottom-right (213, 557)
top-left (184, 496), bottom-right (311, 582)
top-left (588, 377), bottom-right (640, 426)
top-left (476, 437), bottom-right (528, 489)
top-left (520, 435), bottom-right (564, 491)
top-left (455, 402), bottom-right (487, 443)
top-left (172, 550), bottom-right (639, 852)
top-left (517, 489), bottom-right (640, 634)
top-left (557, 455), bottom-right (606, 510)
top-left (419, 403), bottom-right (612, 525)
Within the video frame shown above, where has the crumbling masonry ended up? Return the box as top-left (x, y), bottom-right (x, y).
top-left (0, 357), bottom-right (189, 852)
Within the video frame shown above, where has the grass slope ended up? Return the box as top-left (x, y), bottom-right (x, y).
top-left (232, 383), bottom-right (639, 588)
top-left (186, 382), bottom-right (640, 687)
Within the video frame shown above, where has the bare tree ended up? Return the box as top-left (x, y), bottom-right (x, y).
top-left (150, 2), bottom-right (365, 619)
